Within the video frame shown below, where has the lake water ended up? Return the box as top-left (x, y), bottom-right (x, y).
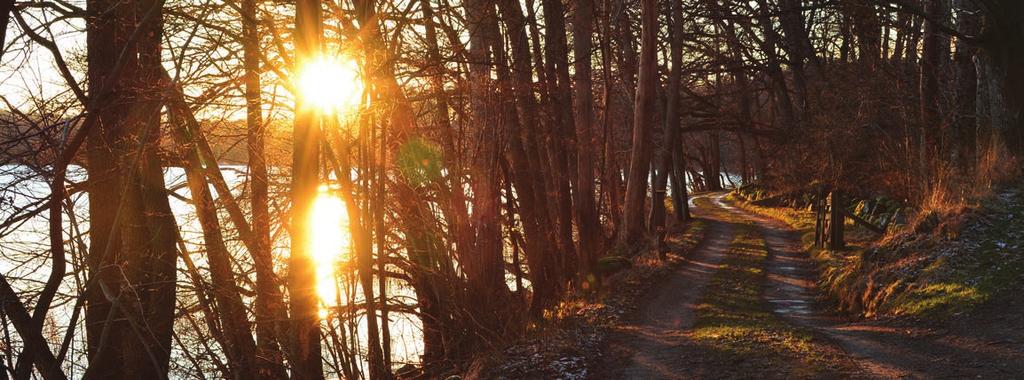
top-left (0, 164), bottom-right (424, 377)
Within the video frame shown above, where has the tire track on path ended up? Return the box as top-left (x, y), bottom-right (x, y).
top-left (723, 193), bottom-right (1024, 379)
top-left (593, 198), bottom-right (737, 379)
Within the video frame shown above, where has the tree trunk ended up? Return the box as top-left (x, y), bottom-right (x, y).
top-left (706, 132), bottom-right (723, 191)
top-left (977, 2), bottom-right (1024, 161)
top-left (496, 0), bottom-right (564, 315)
top-left (571, 0), bottom-right (602, 276)
top-left (618, 0), bottom-right (657, 247)
top-left (290, 0), bottom-right (324, 376)
top-left (648, 0), bottom-right (686, 251)
top-left (954, 0), bottom-right (981, 173)
top-left (177, 140), bottom-right (260, 379)
top-left (464, 0), bottom-right (512, 322)
top-left (241, 0), bottom-right (289, 375)
top-left (541, 0), bottom-right (579, 276)
top-left (920, 0), bottom-right (946, 172)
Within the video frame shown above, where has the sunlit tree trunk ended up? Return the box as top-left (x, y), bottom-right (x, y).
top-left (241, 0), bottom-right (289, 376)
top-left (237, 0), bottom-right (286, 374)
top-left (178, 143), bottom-right (260, 379)
top-left (352, 1), bottom-right (392, 376)
top-left (289, 0), bottom-right (324, 376)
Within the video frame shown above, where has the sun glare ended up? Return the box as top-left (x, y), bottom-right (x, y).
top-left (309, 186), bottom-right (349, 315)
top-left (295, 55), bottom-right (363, 113)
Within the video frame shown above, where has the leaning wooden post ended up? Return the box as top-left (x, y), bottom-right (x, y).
top-left (814, 191), bottom-right (824, 248)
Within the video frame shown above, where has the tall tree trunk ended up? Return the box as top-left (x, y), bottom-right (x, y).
top-left (83, 0), bottom-right (178, 377)
top-left (756, 0), bottom-right (798, 130)
top-left (178, 143), bottom-right (260, 379)
top-left (241, 0), bottom-right (289, 376)
top-left (353, 1), bottom-right (391, 377)
top-left (600, 0), bottom-right (624, 233)
top-left (418, 0), bottom-right (466, 367)
top-left (541, 0), bottom-right (578, 276)
top-left (777, 0), bottom-right (816, 116)
top-left (920, 0), bottom-right (946, 173)
top-left (977, 1), bottom-right (1024, 160)
top-left (84, 0), bottom-right (133, 374)
top-left (706, 132), bottom-right (723, 191)
top-left (954, 0), bottom-right (981, 173)
top-left (464, 0), bottom-right (508, 300)
top-left (648, 0), bottom-right (686, 250)
top-left (618, 0), bottom-right (657, 247)
top-left (496, 0), bottom-right (564, 314)
top-left (290, 0), bottom-right (324, 376)
top-left (571, 0), bottom-right (602, 276)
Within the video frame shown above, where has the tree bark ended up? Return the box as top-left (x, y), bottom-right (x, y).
top-left (920, 0), bottom-right (946, 171)
top-left (977, 1), bottom-right (1024, 160)
top-left (954, 0), bottom-right (981, 173)
top-left (240, 0), bottom-right (289, 376)
top-left (496, 0), bottom-right (564, 314)
top-left (290, 0), bottom-right (324, 376)
top-left (571, 0), bottom-right (602, 276)
top-left (618, 0), bottom-right (657, 247)
top-left (648, 0), bottom-right (687, 251)
top-left (541, 0), bottom-right (578, 276)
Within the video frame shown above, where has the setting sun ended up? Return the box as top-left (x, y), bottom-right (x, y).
top-left (308, 186), bottom-right (349, 312)
top-left (295, 55), bottom-right (363, 113)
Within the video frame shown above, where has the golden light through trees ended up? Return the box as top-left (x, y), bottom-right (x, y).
top-left (309, 185), bottom-right (349, 315)
top-left (295, 55), bottom-right (364, 113)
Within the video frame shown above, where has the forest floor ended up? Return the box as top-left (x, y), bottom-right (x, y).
top-left (588, 193), bottom-right (1024, 379)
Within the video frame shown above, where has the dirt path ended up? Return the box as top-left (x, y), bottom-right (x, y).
top-left (729, 194), bottom-right (1024, 379)
top-left (592, 193), bottom-right (1024, 379)
top-left (592, 199), bottom-right (737, 379)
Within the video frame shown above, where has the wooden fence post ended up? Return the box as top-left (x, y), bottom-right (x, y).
top-left (828, 191), bottom-right (845, 250)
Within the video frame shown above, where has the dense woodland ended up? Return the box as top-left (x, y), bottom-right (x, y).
top-left (0, 0), bottom-right (1022, 378)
